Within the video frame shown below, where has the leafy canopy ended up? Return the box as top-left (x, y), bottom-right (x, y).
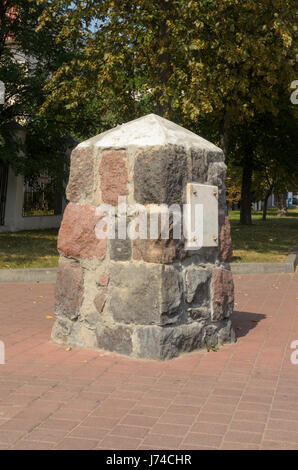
top-left (38, 0), bottom-right (297, 136)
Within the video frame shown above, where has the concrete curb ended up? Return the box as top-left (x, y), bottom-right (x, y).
top-left (0, 268), bottom-right (57, 282)
top-left (230, 241), bottom-right (298, 274)
top-left (0, 242), bottom-right (297, 281)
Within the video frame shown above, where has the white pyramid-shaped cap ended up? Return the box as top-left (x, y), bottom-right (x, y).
top-left (77, 113), bottom-right (221, 152)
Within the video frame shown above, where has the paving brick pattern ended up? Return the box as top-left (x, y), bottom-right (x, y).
top-left (0, 272), bottom-right (297, 450)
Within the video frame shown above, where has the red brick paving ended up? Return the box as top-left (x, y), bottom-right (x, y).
top-left (0, 271), bottom-right (297, 450)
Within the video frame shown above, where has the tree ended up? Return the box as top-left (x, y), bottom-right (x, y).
top-left (228, 99), bottom-right (298, 223)
top-left (252, 166), bottom-right (275, 221)
top-left (255, 103), bottom-right (298, 219)
top-left (0, 0), bottom-right (78, 188)
top-left (226, 164), bottom-right (242, 210)
top-left (37, 0), bottom-right (297, 220)
top-left (38, 1), bottom-right (296, 131)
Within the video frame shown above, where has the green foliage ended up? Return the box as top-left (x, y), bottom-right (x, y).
top-left (226, 164), bottom-right (242, 206)
top-left (37, 0), bottom-right (297, 211)
top-left (1, 0), bottom-right (297, 200)
top-left (227, 97), bottom-right (298, 206)
top-left (38, 0), bottom-right (297, 134)
top-left (0, 0), bottom-right (77, 187)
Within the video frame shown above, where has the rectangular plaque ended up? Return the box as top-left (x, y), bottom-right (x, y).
top-left (185, 182), bottom-right (218, 249)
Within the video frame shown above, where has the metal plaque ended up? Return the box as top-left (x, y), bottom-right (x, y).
top-left (185, 182), bottom-right (218, 249)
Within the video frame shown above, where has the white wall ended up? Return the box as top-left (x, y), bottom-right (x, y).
top-left (0, 166), bottom-right (65, 232)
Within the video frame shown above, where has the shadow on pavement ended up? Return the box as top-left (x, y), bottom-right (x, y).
top-left (231, 310), bottom-right (266, 339)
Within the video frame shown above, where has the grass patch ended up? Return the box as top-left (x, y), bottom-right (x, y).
top-left (230, 208), bottom-right (298, 263)
top-left (0, 229), bottom-right (59, 269)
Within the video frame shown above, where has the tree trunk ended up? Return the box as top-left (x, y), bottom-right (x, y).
top-left (240, 158), bottom-right (253, 225)
top-left (219, 119), bottom-right (229, 156)
top-left (262, 190), bottom-right (271, 221)
top-left (276, 191), bottom-right (288, 217)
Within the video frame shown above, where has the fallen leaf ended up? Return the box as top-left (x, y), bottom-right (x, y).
top-left (45, 315), bottom-right (53, 319)
top-left (65, 347), bottom-right (72, 351)
top-left (82, 360), bottom-right (88, 363)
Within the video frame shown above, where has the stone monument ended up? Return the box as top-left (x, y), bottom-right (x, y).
top-left (51, 114), bottom-right (235, 360)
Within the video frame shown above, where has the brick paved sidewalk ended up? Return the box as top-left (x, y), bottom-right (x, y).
top-left (0, 271), bottom-right (297, 450)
